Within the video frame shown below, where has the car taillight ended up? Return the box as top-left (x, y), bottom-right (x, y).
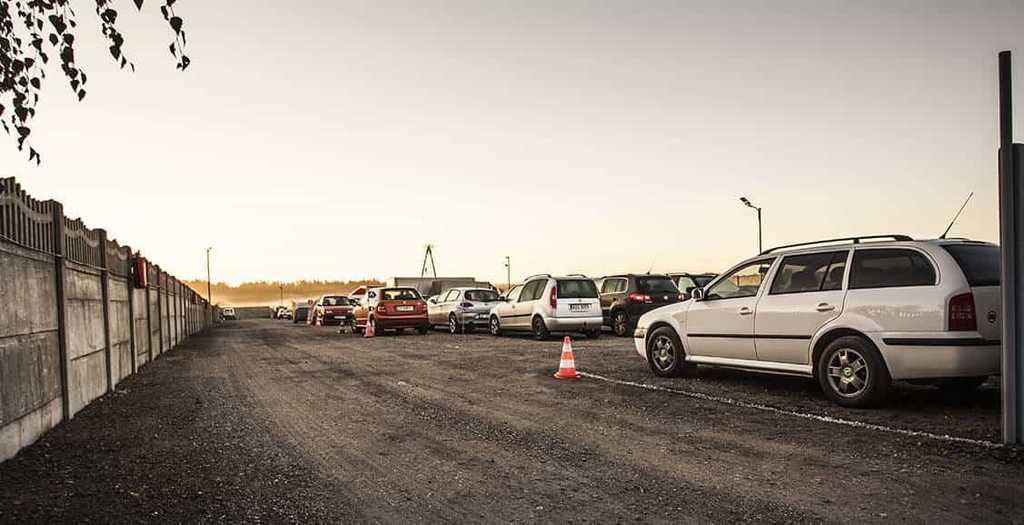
top-left (460, 302), bottom-right (473, 308)
top-left (376, 305), bottom-right (387, 314)
top-left (949, 293), bottom-right (976, 331)
top-left (628, 292), bottom-right (652, 304)
top-left (550, 286), bottom-right (557, 309)
top-left (678, 293), bottom-right (688, 302)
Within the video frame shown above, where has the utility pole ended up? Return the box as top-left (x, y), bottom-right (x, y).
top-left (740, 197), bottom-right (763, 253)
top-left (420, 244), bottom-right (438, 279)
top-left (998, 50), bottom-right (1024, 445)
top-left (504, 256), bottom-right (511, 291)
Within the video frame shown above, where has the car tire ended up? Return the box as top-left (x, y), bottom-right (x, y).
top-left (489, 315), bottom-right (502, 336)
top-left (817, 336), bottom-right (892, 408)
top-left (448, 314), bottom-right (460, 335)
top-left (531, 316), bottom-right (550, 341)
top-left (612, 311), bottom-right (631, 337)
top-left (934, 376), bottom-right (988, 393)
top-left (372, 317), bottom-right (383, 336)
top-left (646, 326), bottom-right (693, 377)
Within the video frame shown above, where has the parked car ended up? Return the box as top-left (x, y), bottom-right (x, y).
top-left (597, 274), bottom-right (682, 337)
top-left (633, 235), bottom-right (1001, 408)
top-left (314, 295), bottom-right (354, 326)
top-left (489, 274), bottom-right (602, 340)
top-left (293, 303), bottom-right (311, 324)
top-left (427, 287), bottom-right (501, 333)
top-left (222, 306), bottom-right (237, 320)
top-left (352, 287), bottom-right (429, 335)
top-left (668, 272), bottom-right (718, 298)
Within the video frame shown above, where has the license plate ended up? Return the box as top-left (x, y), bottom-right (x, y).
top-left (396, 305), bottom-right (414, 312)
top-left (569, 304), bottom-right (590, 312)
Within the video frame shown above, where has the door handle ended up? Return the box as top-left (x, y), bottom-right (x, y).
top-left (738, 307), bottom-right (753, 315)
top-left (816, 303), bottom-right (835, 312)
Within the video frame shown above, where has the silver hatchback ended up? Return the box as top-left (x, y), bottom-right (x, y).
top-left (427, 287), bottom-right (501, 333)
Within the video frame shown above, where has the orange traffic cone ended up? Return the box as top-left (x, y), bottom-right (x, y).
top-left (553, 336), bottom-right (579, 379)
top-left (315, 316), bottom-right (321, 327)
top-left (364, 317), bottom-right (376, 338)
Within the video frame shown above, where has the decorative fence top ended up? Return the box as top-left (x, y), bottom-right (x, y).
top-left (0, 176), bottom-right (210, 305)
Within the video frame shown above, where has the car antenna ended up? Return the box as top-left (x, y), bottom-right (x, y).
top-left (939, 192), bottom-right (974, 239)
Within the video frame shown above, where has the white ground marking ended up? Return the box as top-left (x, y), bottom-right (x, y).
top-left (577, 371), bottom-right (1003, 449)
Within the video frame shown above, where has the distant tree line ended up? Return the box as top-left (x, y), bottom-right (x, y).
top-left (183, 279), bottom-right (384, 307)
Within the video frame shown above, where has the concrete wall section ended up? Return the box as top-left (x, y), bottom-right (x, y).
top-left (63, 261), bottom-right (108, 417)
top-left (0, 242), bottom-right (63, 462)
top-left (132, 288), bottom-right (150, 368)
top-left (107, 276), bottom-right (132, 384)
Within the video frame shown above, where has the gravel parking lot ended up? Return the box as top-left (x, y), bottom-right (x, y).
top-left (1, 319), bottom-right (1022, 523)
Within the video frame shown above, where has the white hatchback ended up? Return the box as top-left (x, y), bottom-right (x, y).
top-left (489, 274), bottom-right (603, 340)
top-left (633, 236), bottom-right (1001, 407)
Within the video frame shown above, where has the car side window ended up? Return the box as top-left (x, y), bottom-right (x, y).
top-left (505, 285), bottom-right (523, 302)
top-left (615, 279), bottom-right (627, 293)
top-left (600, 279), bottom-right (614, 294)
top-left (706, 260), bottom-right (774, 300)
top-left (849, 249), bottom-right (936, 289)
top-left (520, 280), bottom-right (542, 302)
top-left (769, 251), bottom-right (848, 295)
top-left (444, 290), bottom-right (460, 302)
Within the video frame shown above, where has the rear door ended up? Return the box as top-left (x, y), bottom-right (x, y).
top-left (942, 243), bottom-right (1001, 341)
top-left (599, 278), bottom-right (626, 323)
top-left (554, 279), bottom-right (600, 319)
top-left (754, 251), bottom-right (849, 364)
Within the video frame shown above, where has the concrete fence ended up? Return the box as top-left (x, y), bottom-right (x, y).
top-left (0, 176), bottom-right (220, 463)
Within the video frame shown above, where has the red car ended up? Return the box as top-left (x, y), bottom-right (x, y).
top-left (353, 287), bottom-right (429, 335)
top-left (314, 295), bottom-right (354, 326)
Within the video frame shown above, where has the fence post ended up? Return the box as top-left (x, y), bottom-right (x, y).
top-left (144, 261), bottom-right (153, 364)
top-left (97, 229), bottom-right (113, 393)
top-left (49, 201), bottom-right (70, 421)
top-left (126, 247), bottom-right (137, 375)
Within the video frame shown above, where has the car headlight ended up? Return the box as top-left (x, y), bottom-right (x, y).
top-left (633, 326), bottom-right (647, 339)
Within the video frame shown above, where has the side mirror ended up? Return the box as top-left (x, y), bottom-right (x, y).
top-left (691, 288), bottom-right (705, 301)
top-left (498, 296), bottom-right (507, 302)
top-left (429, 297), bottom-right (437, 304)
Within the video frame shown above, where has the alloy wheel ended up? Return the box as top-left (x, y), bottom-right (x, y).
top-left (449, 315), bottom-right (458, 334)
top-left (826, 348), bottom-right (869, 397)
top-left (651, 334), bottom-right (676, 372)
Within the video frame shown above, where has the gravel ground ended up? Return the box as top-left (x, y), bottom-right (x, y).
top-left (1, 319), bottom-right (1022, 524)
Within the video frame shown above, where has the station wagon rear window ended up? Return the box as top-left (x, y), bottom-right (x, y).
top-left (849, 249), bottom-right (936, 289)
top-left (943, 244), bottom-right (1000, 287)
top-left (322, 296), bottom-right (349, 306)
top-left (556, 279), bottom-right (599, 299)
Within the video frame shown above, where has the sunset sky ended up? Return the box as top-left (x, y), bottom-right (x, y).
top-left (1, 1), bottom-right (1022, 286)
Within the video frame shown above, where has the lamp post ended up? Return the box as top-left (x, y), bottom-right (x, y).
top-left (205, 247), bottom-right (213, 305)
top-left (504, 256), bottom-right (511, 291)
top-left (739, 197), bottom-right (763, 253)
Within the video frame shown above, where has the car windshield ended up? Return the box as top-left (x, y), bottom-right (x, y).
top-left (637, 277), bottom-right (678, 294)
top-left (556, 279), bottom-right (599, 299)
top-left (382, 288), bottom-right (421, 301)
top-left (322, 296), bottom-right (348, 306)
top-left (943, 244), bottom-right (1000, 287)
top-left (465, 290), bottom-right (499, 302)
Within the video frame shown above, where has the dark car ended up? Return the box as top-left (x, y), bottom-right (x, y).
top-left (293, 302), bottom-right (311, 324)
top-left (668, 272), bottom-right (718, 298)
top-left (597, 274), bottom-right (682, 336)
top-left (314, 295), bottom-right (354, 326)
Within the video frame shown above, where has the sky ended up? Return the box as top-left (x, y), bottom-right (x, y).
top-left (2, 0), bottom-right (1023, 286)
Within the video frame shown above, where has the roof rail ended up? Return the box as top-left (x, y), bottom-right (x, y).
top-left (761, 235), bottom-right (913, 255)
top-left (564, 273), bottom-right (589, 278)
top-left (523, 273), bottom-right (552, 281)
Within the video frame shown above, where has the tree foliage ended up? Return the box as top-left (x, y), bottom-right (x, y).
top-left (0, 0), bottom-right (189, 164)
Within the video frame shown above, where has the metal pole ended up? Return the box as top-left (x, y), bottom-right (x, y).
top-left (998, 50), bottom-right (1023, 445)
top-left (206, 247), bottom-right (212, 304)
top-left (505, 256), bottom-right (511, 291)
top-left (757, 207), bottom-right (763, 253)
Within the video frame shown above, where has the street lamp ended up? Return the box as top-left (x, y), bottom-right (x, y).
top-left (504, 256), bottom-right (511, 291)
top-left (739, 197), bottom-right (763, 253)
top-left (205, 247), bottom-right (213, 305)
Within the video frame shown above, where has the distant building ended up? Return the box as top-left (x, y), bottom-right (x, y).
top-left (385, 277), bottom-right (492, 298)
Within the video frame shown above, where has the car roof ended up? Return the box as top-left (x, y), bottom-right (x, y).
top-left (600, 274), bottom-right (672, 279)
top-left (754, 237), bottom-right (996, 259)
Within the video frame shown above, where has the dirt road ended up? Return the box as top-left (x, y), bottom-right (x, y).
top-left (2, 320), bottom-right (1022, 523)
